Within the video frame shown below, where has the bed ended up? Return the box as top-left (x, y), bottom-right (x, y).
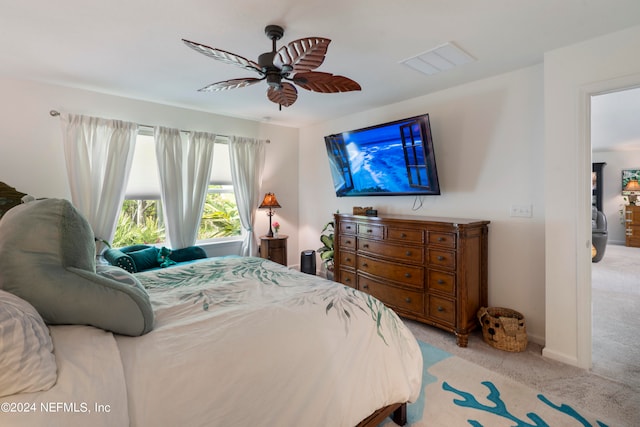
top-left (0, 198), bottom-right (422, 427)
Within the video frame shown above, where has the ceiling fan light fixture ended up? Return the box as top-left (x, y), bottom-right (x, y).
top-left (183, 24), bottom-right (361, 108)
top-left (401, 42), bottom-right (475, 76)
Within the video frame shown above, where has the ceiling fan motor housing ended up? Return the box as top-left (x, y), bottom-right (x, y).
top-left (258, 52), bottom-right (283, 89)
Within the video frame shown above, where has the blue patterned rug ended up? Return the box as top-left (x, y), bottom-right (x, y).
top-left (381, 341), bottom-right (610, 427)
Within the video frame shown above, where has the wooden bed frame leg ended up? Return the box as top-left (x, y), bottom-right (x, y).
top-left (391, 403), bottom-right (407, 426)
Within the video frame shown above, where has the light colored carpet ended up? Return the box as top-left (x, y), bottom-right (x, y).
top-left (381, 340), bottom-right (612, 426)
top-left (404, 321), bottom-right (639, 426)
top-left (591, 243), bottom-right (640, 389)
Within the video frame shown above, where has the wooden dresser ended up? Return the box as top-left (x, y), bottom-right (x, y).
top-left (334, 214), bottom-right (489, 347)
top-left (625, 205), bottom-right (640, 247)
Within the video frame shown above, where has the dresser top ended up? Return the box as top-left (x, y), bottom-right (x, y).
top-left (335, 213), bottom-right (490, 227)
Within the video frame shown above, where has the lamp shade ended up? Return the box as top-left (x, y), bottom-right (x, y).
top-left (623, 179), bottom-right (640, 194)
top-left (259, 193), bottom-right (281, 209)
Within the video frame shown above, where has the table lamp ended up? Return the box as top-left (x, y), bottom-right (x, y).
top-left (259, 192), bottom-right (281, 237)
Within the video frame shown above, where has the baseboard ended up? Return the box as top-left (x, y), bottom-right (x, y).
top-left (542, 347), bottom-right (579, 367)
top-left (527, 332), bottom-right (545, 346)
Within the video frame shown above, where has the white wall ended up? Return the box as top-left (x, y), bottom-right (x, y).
top-left (298, 65), bottom-right (547, 343)
top-left (544, 24), bottom-right (640, 367)
top-left (0, 78), bottom-right (301, 265)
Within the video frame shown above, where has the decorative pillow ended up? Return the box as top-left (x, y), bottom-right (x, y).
top-left (170, 246), bottom-right (208, 263)
top-left (0, 199), bottom-right (154, 336)
top-left (103, 248), bottom-right (137, 273)
top-left (0, 290), bottom-right (57, 398)
top-left (128, 246), bottom-right (160, 271)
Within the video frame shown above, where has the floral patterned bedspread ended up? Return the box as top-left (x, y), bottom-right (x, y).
top-left (115, 256), bottom-right (423, 427)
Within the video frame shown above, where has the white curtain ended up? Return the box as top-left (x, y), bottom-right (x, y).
top-left (228, 137), bottom-right (266, 256)
top-left (155, 127), bottom-right (216, 249)
top-left (61, 113), bottom-right (138, 253)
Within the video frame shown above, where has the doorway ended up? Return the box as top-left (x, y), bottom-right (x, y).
top-left (590, 86), bottom-right (640, 388)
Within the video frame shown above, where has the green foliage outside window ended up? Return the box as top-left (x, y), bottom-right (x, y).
top-left (112, 187), bottom-right (241, 248)
top-left (198, 191), bottom-right (241, 240)
top-left (113, 200), bottom-right (165, 247)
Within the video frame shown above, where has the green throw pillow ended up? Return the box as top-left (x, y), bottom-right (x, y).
top-left (128, 247), bottom-right (160, 271)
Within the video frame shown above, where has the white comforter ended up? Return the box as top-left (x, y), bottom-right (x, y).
top-left (2, 256), bottom-right (423, 427)
top-left (0, 326), bottom-right (129, 427)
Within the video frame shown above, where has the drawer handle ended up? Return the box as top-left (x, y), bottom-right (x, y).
top-left (362, 262), bottom-right (368, 267)
top-left (345, 278), bottom-right (351, 283)
top-left (404, 273), bottom-right (411, 278)
top-left (437, 279), bottom-right (445, 285)
top-left (346, 226), bottom-right (352, 230)
top-left (346, 257), bottom-right (351, 262)
top-left (437, 256), bottom-right (445, 261)
top-left (438, 237), bottom-right (445, 242)
top-left (346, 240), bottom-right (352, 244)
top-left (362, 284), bottom-right (369, 289)
top-left (405, 297), bottom-right (412, 303)
top-left (367, 229), bottom-right (373, 233)
top-left (401, 233), bottom-right (407, 238)
top-left (437, 306), bottom-right (444, 312)
top-left (363, 244), bottom-right (369, 248)
top-left (405, 251), bottom-right (412, 256)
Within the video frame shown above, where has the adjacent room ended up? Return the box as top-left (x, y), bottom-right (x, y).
top-left (1, 1), bottom-right (639, 426)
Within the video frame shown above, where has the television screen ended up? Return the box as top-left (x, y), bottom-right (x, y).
top-left (324, 114), bottom-right (440, 197)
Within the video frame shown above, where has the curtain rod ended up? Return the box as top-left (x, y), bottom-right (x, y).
top-left (49, 110), bottom-right (269, 143)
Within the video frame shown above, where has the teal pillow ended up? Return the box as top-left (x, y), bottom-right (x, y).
top-left (170, 246), bottom-right (207, 263)
top-left (103, 248), bottom-right (137, 273)
top-left (0, 199), bottom-right (154, 336)
top-left (128, 247), bottom-right (159, 271)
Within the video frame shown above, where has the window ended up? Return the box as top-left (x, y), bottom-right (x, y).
top-left (198, 185), bottom-right (241, 241)
top-left (112, 131), bottom-right (241, 247)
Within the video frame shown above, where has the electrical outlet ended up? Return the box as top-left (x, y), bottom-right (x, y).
top-left (510, 204), bottom-right (533, 218)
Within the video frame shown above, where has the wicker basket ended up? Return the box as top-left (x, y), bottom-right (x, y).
top-left (477, 307), bottom-right (528, 352)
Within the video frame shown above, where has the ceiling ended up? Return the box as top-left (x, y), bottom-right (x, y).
top-left (1, 0), bottom-right (640, 128)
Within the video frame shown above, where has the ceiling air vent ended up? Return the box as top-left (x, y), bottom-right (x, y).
top-left (400, 42), bottom-right (475, 75)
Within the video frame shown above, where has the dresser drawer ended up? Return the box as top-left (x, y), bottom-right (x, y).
top-left (359, 275), bottom-right (424, 316)
top-left (357, 255), bottom-right (423, 288)
top-left (358, 238), bottom-right (424, 264)
top-left (428, 249), bottom-right (456, 270)
top-left (339, 269), bottom-right (356, 288)
top-left (428, 231), bottom-right (456, 248)
top-left (340, 221), bottom-right (357, 235)
top-left (428, 295), bottom-right (455, 326)
top-left (427, 270), bottom-right (456, 295)
top-left (338, 235), bottom-right (356, 250)
top-left (357, 223), bottom-right (384, 239)
top-left (338, 251), bottom-right (356, 268)
top-left (387, 227), bottom-right (424, 243)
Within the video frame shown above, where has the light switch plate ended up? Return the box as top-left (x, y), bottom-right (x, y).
top-left (510, 204), bottom-right (533, 218)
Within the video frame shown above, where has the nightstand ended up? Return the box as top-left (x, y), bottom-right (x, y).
top-left (259, 235), bottom-right (288, 266)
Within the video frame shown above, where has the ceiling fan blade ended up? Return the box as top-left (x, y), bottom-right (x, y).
top-left (292, 72), bottom-right (361, 93)
top-left (274, 37), bottom-right (331, 73)
top-left (267, 82), bottom-right (298, 107)
top-left (199, 77), bottom-right (263, 92)
top-left (183, 39), bottom-right (261, 74)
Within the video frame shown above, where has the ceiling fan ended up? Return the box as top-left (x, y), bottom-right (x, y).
top-left (182, 25), bottom-right (361, 109)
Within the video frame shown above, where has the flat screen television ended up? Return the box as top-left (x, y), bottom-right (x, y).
top-left (324, 114), bottom-right (440, 197)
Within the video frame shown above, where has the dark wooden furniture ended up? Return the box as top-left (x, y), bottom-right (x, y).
top-left (334, 213), bottom-right (489, 347)
top-left (259, 235), bottom-right (288, 266)
top-left (592, 162), bottom-right (606, 212)
top-left (625, 205), bottom-right (640, 247)
top-left (357, 402), bottom-right (406, 427)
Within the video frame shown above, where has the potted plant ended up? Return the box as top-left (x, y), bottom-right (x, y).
top-left (317, 220), bottom-right (335, 279)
